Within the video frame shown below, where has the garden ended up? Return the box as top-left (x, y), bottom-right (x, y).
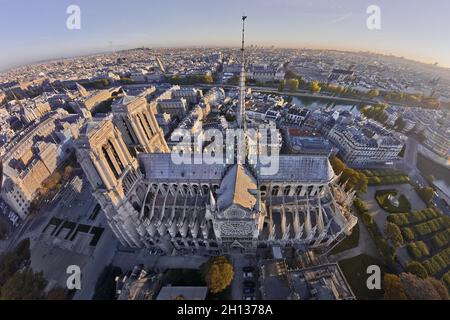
top-left (387, 208), bottom-right (450, 291)
top-left (375, 189), bottom-right (412, 213)
top-left (363, 169), bottom-right (410, 186)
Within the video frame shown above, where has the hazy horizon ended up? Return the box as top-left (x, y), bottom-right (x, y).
top-left (1, 0), bottom-right (450, 71)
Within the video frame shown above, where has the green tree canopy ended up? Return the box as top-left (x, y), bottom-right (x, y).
top-left (278, 80), bottom-right (285, 92)
top-left (0, 269), bottom-right (47, 300)
top-left (204, 256), bottom-right (234, 294)
top-left (367, 89), bottom-right (380, 98)
top-left (309, 80), bottom-right (321, 93)
top-left (287, 79), bottom-right (299, 91)
top-left (406, 261), bottom-right (428, 279)
top-left (385, 222), bottom-right (404, 247)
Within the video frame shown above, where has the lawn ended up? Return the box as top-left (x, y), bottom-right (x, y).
top-left (338, 254), bottom-right (385, 300)
top-left (375, 189), bottom-right (411, 213)
top-left (329, 223), bottom-right (360, 255)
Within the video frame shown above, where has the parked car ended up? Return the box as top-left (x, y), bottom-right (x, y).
top-left (243, 296), bottom-right (256, 300)
top-left (243, 272), bottom-right (253, 278)
top-left (243, 280), bottom-right (255, 288)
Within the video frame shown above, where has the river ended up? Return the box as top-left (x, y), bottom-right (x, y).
top-left (291, 96), bottom-right (360, 115)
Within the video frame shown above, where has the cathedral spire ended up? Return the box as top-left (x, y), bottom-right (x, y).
top-left (237, 15), bottom-right (247, 130)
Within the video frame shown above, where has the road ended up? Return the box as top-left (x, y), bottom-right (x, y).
top-left (396, 137), bottom-right (428, 188)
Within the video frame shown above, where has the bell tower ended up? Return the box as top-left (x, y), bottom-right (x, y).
top-left (112, 95), bottom-right (169, 154)
top-left (75, 116), bottom-right (147, 248)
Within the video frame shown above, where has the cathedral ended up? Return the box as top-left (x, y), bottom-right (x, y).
top-left (75, 18), bottom-right (357, 255)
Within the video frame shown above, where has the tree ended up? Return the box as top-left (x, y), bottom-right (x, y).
top-left (309, 80), bottom-right (321, 93)
top-left (204, 256), bottom-right (234, 294)
top-left (353, 198), bottom-right (368, 215)
top-left (427, 278), bottom-right (450, 300)
top-left (329, 156), bottom-right (368, 193)
top-left (406, 261), bottom-right (428, 279)
top-left (203, 74), bottom-right (214, 84)
top-left (287, 79), bottom-right (299, 91)
top-left (383, 273), bottom-right (407, 300)
top-left (416, 187), bottom-right (434, 204)
top-left (400, 273), bottom-right (445, 300)
top-left (278, 80), bottom-right (285, 92)
top-left (329, 156), bottom-right (346, 175)
top-left (46, 287), bottom-right (67, 300)
top-left (0, 238), bottom-right (31, 287)
top-left (362, 212), bottom-right (374, 226)
top-left (385, 222), bottom-right (404, 247)
top-left (0, 269), bottom-right (47, 300)
top-left (368, 89), bottom-right (380, 99)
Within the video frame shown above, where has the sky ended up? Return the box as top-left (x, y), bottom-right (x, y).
top-left (1, 0), bottom-right (449, 70)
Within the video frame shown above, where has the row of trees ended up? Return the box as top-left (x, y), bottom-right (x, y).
top-left (416, 187), bottom-right (435, 205)
top-left (0, 239), bottom-right (68, 300)
top-left (360, 104), bottom-right (389, 124)
top-left (330, 156), bottom-right (368, 193)
top-left (166, 74), bottom-right (214, 85)
top-left (0, 238), bottom-right (61, 300)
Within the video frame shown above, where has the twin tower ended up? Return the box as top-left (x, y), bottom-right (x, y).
top-left (75, 93), bottom-right (169, 247)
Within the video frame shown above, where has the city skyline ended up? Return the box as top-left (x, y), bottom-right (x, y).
top-left (1, 0), bottom-right (450, 70)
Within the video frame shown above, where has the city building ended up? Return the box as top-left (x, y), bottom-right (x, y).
top-left (327, 122), bottom-right (403, 167)
top-left (259, 259), bottom-right (355, 300)
top-left (247, 64), bottom-right (285, 83)
top-left (1, 109), bottom-right (82, 218)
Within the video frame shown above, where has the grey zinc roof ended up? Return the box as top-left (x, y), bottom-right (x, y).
top-left (253, 155), bottom-right (334, 182)
top-left (138, 153), bottom-right (226, 182)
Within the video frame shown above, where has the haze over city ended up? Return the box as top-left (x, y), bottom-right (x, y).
top-left (1, 0), bottom-right (450, 70)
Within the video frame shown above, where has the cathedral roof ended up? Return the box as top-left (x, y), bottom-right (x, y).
top-left (139, 153), bottom-right (226, 182)
top-left (253, 155), bottom-right (334, 182)
top-left (217, 164), bottom-right (257, 211)
top-left (112, 94), bottom-right (137, 107)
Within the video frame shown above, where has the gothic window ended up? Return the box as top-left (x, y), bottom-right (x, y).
top-left (182, 184), bottom-right (189, 195)
top-left (143, 112), bottom-right (156, 135)
top-left (108, 140), bottom-right (124, 171)
top-left (283, 186), bottom-right (291, 196)
top-left (102, 145), bottom-right (120, 179)
top-left (137, 114), bottom-right (151, 141)
top-left (295, 186), bottom-right (302, 196)
top-left (120, 118), bottom-right (136, 145)
top-left (271, 186), bottom-right (279, 196)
